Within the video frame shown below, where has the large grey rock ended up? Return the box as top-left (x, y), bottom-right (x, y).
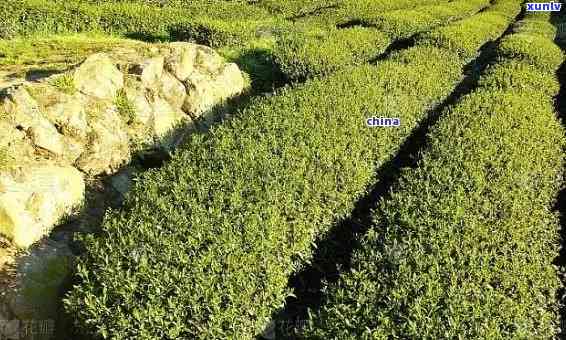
top-left (28, 118), bottom-right (65, 156)
top-left (0, 121), bottom-right (26, 148)
top-left (73, 53), bottom-right (124, 100)
top-left (0, 120), bottom-right (35, 168)
top-left (61, 136), bottom-right (86, 165)
top-left (150, 97), bottom-right (189, 149)
top-left (0, 42), bottom-right (246, 247)
top-left (1, 86), bottom-right (37, 120)
top-left (75, 105), bottom-right (130, 176)
top-left (182, 63), bottom-right (246, 118)
top-left (194, 45), bottom-right (224, 74)
top-left (158, 71), bottom-right (186, 110)
top-left (36, 86), bottom-right (89, 141)
top-left (2, 87), bottom-right (66, 156)
top-left (216, 63), bottom-right (247, 97)
top-left (0, 164), bottom-right (85, 248)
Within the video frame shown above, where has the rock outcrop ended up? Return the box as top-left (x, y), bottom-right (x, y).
top-left (0, 41), bottom-right (247, 340)
top-left (0, 42), bottom-right (247, 249)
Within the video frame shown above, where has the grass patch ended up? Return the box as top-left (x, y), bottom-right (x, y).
top-left (0, 33), bottom-right (148, 79)
top-left (48, 73), bottom-right (76, 94)
top-left (114, 89), bottom-right (136, 125)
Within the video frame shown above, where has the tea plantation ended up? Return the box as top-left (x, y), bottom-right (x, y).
top-left (1, 0), bottom-right (565, 339)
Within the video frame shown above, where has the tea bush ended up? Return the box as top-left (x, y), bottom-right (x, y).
top-left (413, 0), bottom-right (524, 60)
top-left (293, 0), bottom-right (451, 27)
top-left (168, 17), bottom-right (285, 48)
top-left (498, 32), bottom-right (563, 73)
top-left (273, 0), bottom-right (489, 81)
top-left (64, 50), bottom-right (464, 339)
top-left (273, 27), bottom-right (389, 81)
top-left (63, 3), bottom-right (519, 339)
top-left (362, 0), bottom-right (489, 40)
top-left (0, 0), bottom-right (276, 45)
top-left (254, 0), bottom-right (450, 20)
top-left (253, 0), bottom-right (342, 18)
top-left (302, 8), bottom-right (565, 340)
top-left (478, 59), bottom-right (560, 96)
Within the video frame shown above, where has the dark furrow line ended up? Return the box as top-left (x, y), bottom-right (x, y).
top-left (266, 7), bottom-right (524, 340)
top-left (369, 36), bottom-right (414, 63)
top-left (345, 3), bottom-right (496, 65)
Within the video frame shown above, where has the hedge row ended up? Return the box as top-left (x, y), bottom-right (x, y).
top-left (413, 0), bottom-right (524, 60)
top-left (0, 0), bottom-right (280, 47)
top-left (62, 3), bottom-right (520, 339)
top-left (253, 0), bottom-right (450, 21)
top-left (79, 0), bottom-right (248, 6)
top-left (292, 0), bottom-right (452, 27)
top-left (22, 0), bottom-right (245, 6)
top-left (253, 0), bottom-right (343, 18)
top-left (273, 0), bottom-right (489, 81)
top-left (415, 13), bottom-right (510, 60)
top-left (167, 18), bottom-right (285, 48)
top-left (272, 26), bottom-right (390, 82)
top-left (361, 0), bottom-right (490, 40)
top-left (497, 16), bottom-right (562, 73)
top-left (302, 10), bottom-right (565, 340)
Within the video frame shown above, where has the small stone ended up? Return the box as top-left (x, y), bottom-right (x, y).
top-left (109, 166), bottom-right (137, 206)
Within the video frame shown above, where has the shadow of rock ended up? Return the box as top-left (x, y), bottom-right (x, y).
top-left (24, 69), bottom-right (63, 83)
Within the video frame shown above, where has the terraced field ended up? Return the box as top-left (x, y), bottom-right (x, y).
top-left (1, 0), bottom-right (566, 339)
